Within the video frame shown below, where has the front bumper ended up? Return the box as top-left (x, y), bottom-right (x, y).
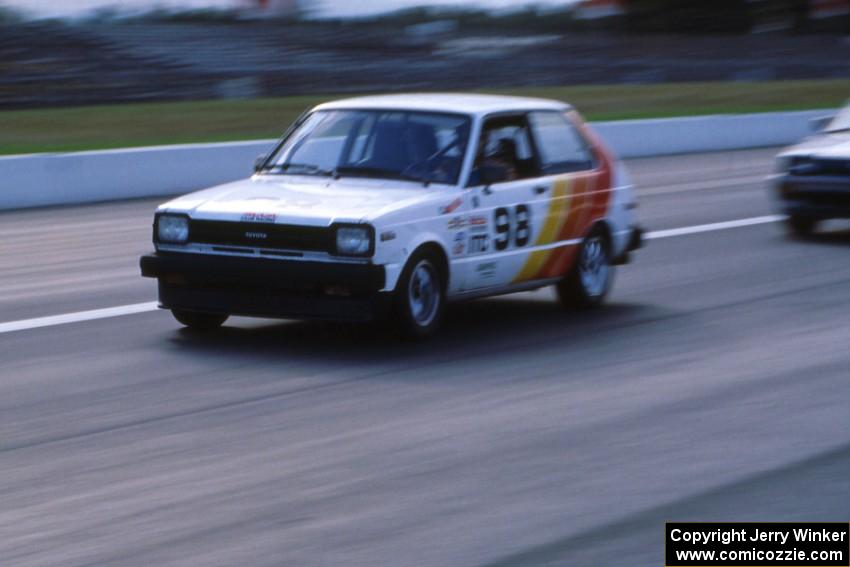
top-left (612, 225), bottom-right (645, 265)
top-left (774, 174), bottom-right (850, 219)
top-left (140, 252), bottom-right (389, 321)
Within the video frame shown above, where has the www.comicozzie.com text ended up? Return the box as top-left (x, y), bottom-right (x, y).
top-left (670, 527), bottom-right (848, 546)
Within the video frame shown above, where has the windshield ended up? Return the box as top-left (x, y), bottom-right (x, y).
top-left (261, 109), bottom-right (471, 185)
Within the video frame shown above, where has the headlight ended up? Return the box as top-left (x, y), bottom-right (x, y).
top-left (335, 225), bottom-right (373, 256)
top-left (774, 156), bottom-right (793, 174)
top-left (778, 155), bottom-right (818, 175)
top-left (157, 214), bottom-right (189, 244)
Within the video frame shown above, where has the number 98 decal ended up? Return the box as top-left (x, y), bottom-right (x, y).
top-left (494, 205), bottom-right (531, 251)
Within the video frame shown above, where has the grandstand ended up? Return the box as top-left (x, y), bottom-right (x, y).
top-left (0, 21), bottom-right (214, 107)
top-left (3, 15), bottom-right (850, 109)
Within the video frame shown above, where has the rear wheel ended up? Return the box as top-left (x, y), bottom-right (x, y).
top-left (171, 309), bottom-right (228, 330)
top-left (394, 252), bottom-right (446, 339)
top-left (557, 228), bottom-right (613, 309)
top-left (786, 216), bottom-right (817, 237)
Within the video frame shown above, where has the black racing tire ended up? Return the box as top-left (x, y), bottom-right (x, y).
top-left (786, 216), bottom-right (817, 238)
top-left (393, 250), bottom-right (446, 339)
top-left (171, 309), bottom-right (228, 331)
top-left (557, 227), bottom-right (614, 310)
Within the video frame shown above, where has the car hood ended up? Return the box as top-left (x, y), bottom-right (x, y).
top-left (782, 132), bottom-right (850, 159)
top-left (159, 175), bottom-right (442, 225)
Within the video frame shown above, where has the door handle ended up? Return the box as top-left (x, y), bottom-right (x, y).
top-left (534, 186), bottom-right (548, 195)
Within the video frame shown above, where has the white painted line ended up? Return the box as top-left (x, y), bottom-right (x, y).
top-left (0, 302), bottom-right (158, 335)
top-left (647, 215), bottom-right (784, 240)
top-left (0, 214), bottom-right (787, 335)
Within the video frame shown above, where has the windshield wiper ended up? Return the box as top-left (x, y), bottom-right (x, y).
top-left (826, 128), bottom-right (850, 134)
top-left (335, 166), bottom-right (428, 185)
top-left (263, 162), bottom-right (336, 177)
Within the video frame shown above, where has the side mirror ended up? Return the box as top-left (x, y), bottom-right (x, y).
top-left (810, 115), bottom-right (834, 133)
top-left (468, 164), bottom-right (508, 187)
top-left (253, 154), bottom-right (268, 173)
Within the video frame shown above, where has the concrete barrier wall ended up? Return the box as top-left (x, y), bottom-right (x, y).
top-left (594, 109), bottom-right (830, 158)
top-left (0, 110), bottom-right (832, 211)
top-left (0, 140), bottom-right (276, 210)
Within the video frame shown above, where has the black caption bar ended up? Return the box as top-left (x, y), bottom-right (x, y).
top-left (666, 523), bottom-right (850, 567)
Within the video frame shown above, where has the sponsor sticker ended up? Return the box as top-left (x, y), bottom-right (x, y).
top-left (452, 231), bottom-right (466, 255)
top-left (447, 216), bottom-right (467, 230)
top-left (439, 197), bottom-right (463, 215)
top-left (241, 212), bottom-right (277, 223)
top-left (468, 233), bottom-right (489, 254)
top-left (476, 261), bottom-right (497, 279)
top-left (469, 215), bottom-right (488, 232)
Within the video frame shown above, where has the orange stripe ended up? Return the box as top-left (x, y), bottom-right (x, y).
top-left (536, 174), bottom-right (592, 280)
top-left (536, 111), bottom-right (615, 280)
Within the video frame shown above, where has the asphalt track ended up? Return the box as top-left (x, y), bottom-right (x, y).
top-left (2, 148), bottom-right (850, 567)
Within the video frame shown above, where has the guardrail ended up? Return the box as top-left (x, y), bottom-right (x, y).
top-left (0, 109), bottom-right (831, 210)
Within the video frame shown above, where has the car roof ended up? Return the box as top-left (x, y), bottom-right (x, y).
top-left (313, 93), bottom-right (572, 116)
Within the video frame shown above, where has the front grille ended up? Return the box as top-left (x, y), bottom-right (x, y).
top-left (788, 190), bottom-right (850, 207)
top-left (797, 158), bottom-right (850, 176)
top-left (189, 220), bottom-right (333, 253)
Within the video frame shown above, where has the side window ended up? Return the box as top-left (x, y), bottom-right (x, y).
top-left (470, 115), bottom-right (539, 185)
top-left (528, 112), bottom-right (595, 174)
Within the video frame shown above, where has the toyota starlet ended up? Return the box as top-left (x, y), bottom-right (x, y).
top-left (140, 94), bottom-right (643, 338)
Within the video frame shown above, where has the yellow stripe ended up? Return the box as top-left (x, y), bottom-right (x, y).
top-left (513, 177), bottom-right (573, 282)
top-left (537, 178), bottom-right (573, 245)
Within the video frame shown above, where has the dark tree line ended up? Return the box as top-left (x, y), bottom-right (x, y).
top-left (625, 0), bottom-right (753, 33)
top-left (623, 0), bottom-right (850, 34)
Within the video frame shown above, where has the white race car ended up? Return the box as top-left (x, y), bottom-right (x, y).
top-left (772, 105), bottom-right (850, 236)
top-left (140, 94), bottom-right (643, 337)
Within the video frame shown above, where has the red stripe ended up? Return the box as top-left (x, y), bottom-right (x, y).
top-left (535, 113), bottom-right (615, 280)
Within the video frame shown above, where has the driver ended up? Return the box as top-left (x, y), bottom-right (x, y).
top-left (475, 131), bottom-right (519, 182)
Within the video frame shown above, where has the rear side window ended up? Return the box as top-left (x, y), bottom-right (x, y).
top-left (528, 112), bottom-right (595, 174)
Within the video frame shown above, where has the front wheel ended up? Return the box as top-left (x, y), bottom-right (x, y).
top-left (171, 309), bottom-right (228, 331)
top-left (394, 252), bottom-right (446, 339)
top-left (786, 216), bottom-right (817, 238)
top-left (557, 229), bottom-right (614, 309)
